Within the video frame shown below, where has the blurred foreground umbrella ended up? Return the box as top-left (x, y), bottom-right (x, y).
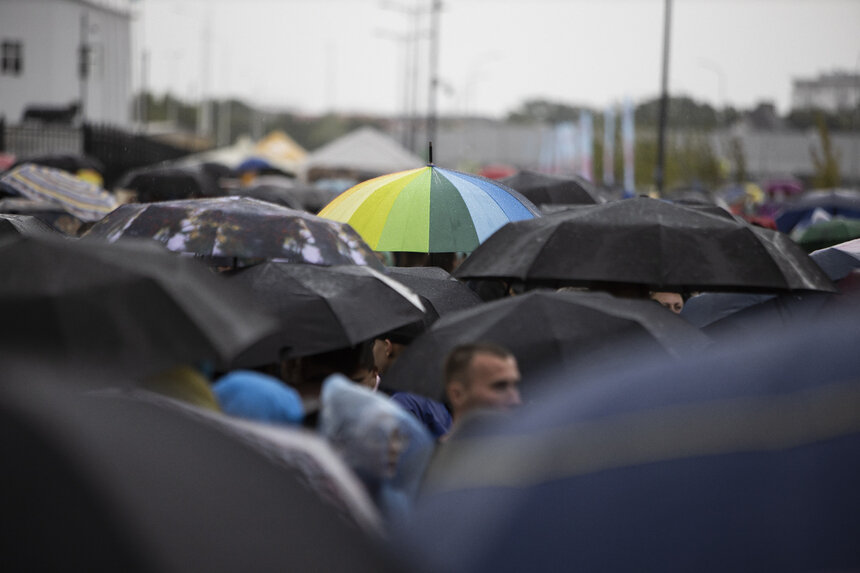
top-left (0, 163), bottom-right (117, 222)
top-left (228, 262), bottom-right (426, 364)
top-left (85, 196), bottom-right (384, 269)
top-left (386, 266), bottom-right (483, 316)
top-left (119, 166), bottom-right (223, 202)
top-left (0, 213), bottom-right (58, 236)
top-left (319, 165), bottom-right (539, 253)
top-left (403, 311), bottom-right (860, 573)
top-left (500, 169), bottom-right (600, 206)
top-left (383, 290), bottom-right (710, 401)
top-left (455, 197), bottom-right (835, 293)
top-left (0, 370), bottom-right (401, 572)
top-left (0, 233), bottom-right (277, 378)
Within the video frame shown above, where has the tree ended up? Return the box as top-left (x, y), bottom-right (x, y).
top-left (507, 99), bottom-right (588, 124)
top-left (810, 114), bottom-right (841, 188)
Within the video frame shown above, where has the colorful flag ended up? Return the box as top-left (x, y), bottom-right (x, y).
top-left (622, 97), bottom-right (635, 197)
top-left (579, 111), bottom-right (593, 182)
top-left (603, 107), bottom-right (615, 187)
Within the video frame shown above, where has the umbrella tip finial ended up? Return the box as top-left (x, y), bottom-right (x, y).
top-left (428, 141), bottom-right (434, 166)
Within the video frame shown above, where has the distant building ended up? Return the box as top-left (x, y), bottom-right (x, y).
top-left (0, 0), bottom-right (133, 127)
top-left (791, 71), bottom-right (860, 112)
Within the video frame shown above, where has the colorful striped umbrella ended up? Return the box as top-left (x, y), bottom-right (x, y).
top-left (0, 163), bottom-right (117, 222)
top-left (318, 166), bottom-right (540, 253)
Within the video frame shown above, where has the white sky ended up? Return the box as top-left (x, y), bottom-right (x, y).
top-left (137, 0), bottom-right (860, 117)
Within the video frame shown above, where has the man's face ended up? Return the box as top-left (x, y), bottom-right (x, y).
top-left (651, 291), bottom-right (684, 314)
top-left (448, 353), bottom-right (522, 419)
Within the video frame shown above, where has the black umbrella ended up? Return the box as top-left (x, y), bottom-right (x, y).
top-left (236, 175), bottom-right (341, 213)
top-left (0, 213), bottom-right (58, 236)
top-left (500, 170), bottom-right (601, 206)
top-left (682, 240), bottom-right (860, 328)
top-left (84, 196), bottom-right (386, 270)
top-left (386, 266), bottom-right (483, 316)
top-left (454, 197), bottom-right (835, 293)
top-left (0, 367), bottom-right (402, 573)
top-left (120, 166), bottom-right (223, 202)
top-left (0, 233), bottom-right (277, 379)
top-left (382, 290), bottom-right (711, 401)
top-left (227, 262), bottom-right (427, 364)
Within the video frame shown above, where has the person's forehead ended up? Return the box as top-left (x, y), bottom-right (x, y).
top-left (469, 352), bottom-right (519, 378)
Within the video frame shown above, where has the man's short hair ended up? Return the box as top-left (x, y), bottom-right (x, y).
top-left (444, 342), bottom-right (514, 388)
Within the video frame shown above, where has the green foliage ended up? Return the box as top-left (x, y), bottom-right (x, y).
top-left (810, 114), bottom-right (841, 188)
top-left (787, 105), bottom-right (860, 131)
top-left (506, 99), bottom-right (590, 124)
top-left (635, 96), bottom-right (718, 130)
top-left (634, 132), bottom-right (723, 190)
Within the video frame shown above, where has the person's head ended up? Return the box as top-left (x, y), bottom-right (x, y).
top-left (650, 291), bottom-right (684, 314)
top-left (372, 310), bottom-right (438, 377)
top-left (444, 342), bottom-right (522, 422)
top-left (349, 340), bottom-right (379, 390)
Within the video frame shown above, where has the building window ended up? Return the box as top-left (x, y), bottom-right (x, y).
top-left (2, 40), bottom-right (23, 76)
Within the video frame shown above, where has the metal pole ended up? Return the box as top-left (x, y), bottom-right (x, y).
top-left (426, 0), bottom-right (441, 156)
top-left (655, 0), bottom-right (672, 193)
top-left (79, 11), bottom-right (90, 123)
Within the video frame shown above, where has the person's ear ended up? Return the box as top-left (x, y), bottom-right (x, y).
top-left (384, 339), bottom-right (394, 357)
top-left (447, 380), bottom-right (465, 409)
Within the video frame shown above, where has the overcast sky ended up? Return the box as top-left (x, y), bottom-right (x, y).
top-left (138, 0), bottom-right (860, 117)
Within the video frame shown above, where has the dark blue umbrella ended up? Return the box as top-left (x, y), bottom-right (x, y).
top-left (401, 310), bottom-right (860, 572)
top-left (775, 189), bottom-right (860, 233)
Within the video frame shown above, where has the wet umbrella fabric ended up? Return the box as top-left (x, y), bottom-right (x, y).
top-left (227, 262), bottom-right (427, 364)
top-left (0, 213), bottom-right (58, 236)
top-left (0, 163), bottom-right (117, 222)
top-left (454, 197), bottom-right (835, 293)
top-left (382, 290), bottom-right (711, 401)
top-left (319, 165), bottom-right (540, 253)
top-left (401, 311), bottom-right (860, 573)
top-left (386, 266), bottom-right (483, 316)
top-left (681, 239), bottom-right (860, 328)
top-left (500, 169), bottom-right (600, 206)
top-left (0, 370), bottom-right (402, 573)
top-left (794, 217), bottom-right (860, 252)
top-left (84, 196), bottom-right (385, 269)
top-left (0, 233), bottom-right (277, 379)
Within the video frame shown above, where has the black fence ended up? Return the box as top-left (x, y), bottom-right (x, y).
top-left (1, 119), bottom-right (197, 189)
top-left (83, 124), bottom-right (194, 189)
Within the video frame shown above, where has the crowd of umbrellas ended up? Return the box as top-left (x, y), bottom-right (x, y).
top-left (1, 149), bottom-right (859, 572)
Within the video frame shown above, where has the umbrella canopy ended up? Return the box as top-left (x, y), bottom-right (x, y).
top-left (775, 188), bottom-right (860, 232)
top-left (794, 216), bottom-right (860, 252)
top-left (119, 166), bottom-right (223, 202)
top-left (319, 166), bottom-right (540, 253)
top-left (0, 163), bottom-right (117, 222)
top-left (0, 369), bottom-right (401, 572)
top-left (402, 310), bottom-right (860, 573)
top-left (84, 196), bottom-right (385, 269)
top-left (0, 233), bottom-right (277, 378)
top-left (227, 262), bottom-right (427, 363)
top-left (0, 213), bottom-right (58, 236)
top-left (235, 175), bottom-right (341, 213)
top-left (500, 169), bottom-right (600, 206)
top-left (454, 197), bottom-right (835, 293)
top-left (386, 266), bottom-right (483, 316)
top-left (681, 238), bottom-right (860, 328)
top-left (382, 290), bottom-right (711, 401)
top-left (11, 153), bottom-right (105, 177)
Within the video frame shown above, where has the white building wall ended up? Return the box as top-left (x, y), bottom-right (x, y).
top-left (0, 0), bottom-right (132, 126)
